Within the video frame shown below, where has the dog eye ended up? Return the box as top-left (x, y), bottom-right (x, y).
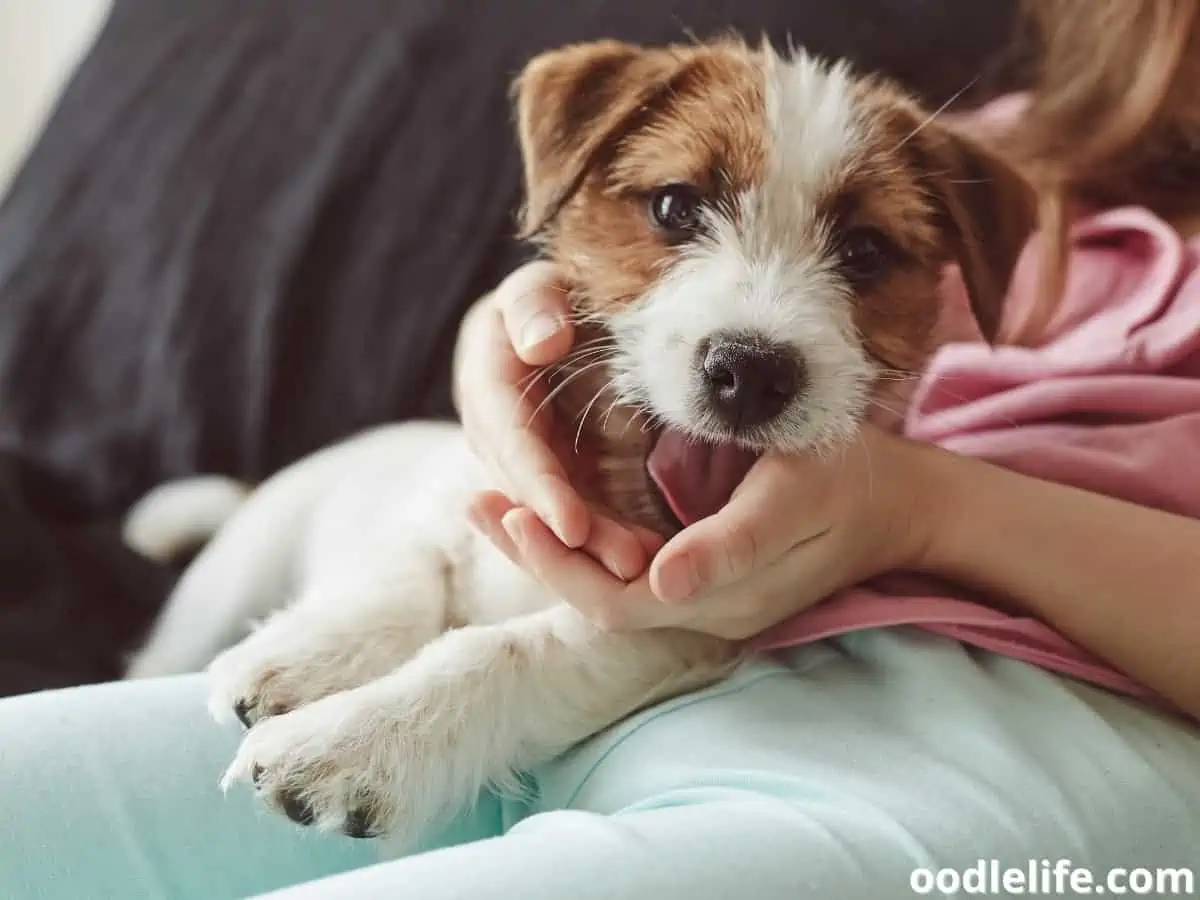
top-left (649, 183), bottom-right (705, 239)
top-left (837, 226), bottom-right (895, 284)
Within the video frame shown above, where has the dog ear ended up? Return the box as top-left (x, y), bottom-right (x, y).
top-left (919, 124), bottom-right (1039, 342)
top-left (512, 41), bottom-right (679, 238)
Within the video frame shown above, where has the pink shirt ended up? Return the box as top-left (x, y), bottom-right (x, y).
top-left (752, 205), bottom-right (1200, 705)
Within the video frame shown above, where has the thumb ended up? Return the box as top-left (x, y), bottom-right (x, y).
top-left (495, 261), bottom-right (574, 366)
top-left (649, 453), bottom-right (828, 603)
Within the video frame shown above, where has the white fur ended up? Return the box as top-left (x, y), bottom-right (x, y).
top-left (122, 475), bottom-right (248, 563)
top-left (612, 52), bottom-right (876, 452)
top-left (131, 423), bottom-right (737, 844)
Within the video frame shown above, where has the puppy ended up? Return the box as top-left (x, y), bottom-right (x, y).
top-left (123, 37), bottom-right (1035, 844)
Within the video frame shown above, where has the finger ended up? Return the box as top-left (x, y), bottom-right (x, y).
top-left (501, 509), bottom-right (664, 631)
top-left (486, 437), bottom-right (590, 550)
top-left (471, 492), bottom-right (644, 581)
top-left (582, 514), bottom-right (658, 582)
top-left (529, 473), bottom-right (592, 550)
top-left (466, 492), bottom-right (522, 564)
top-left (468, 309), bottom-right (591, 547)
top-left (650, 454), bottom-right (827, 603)
top-left (679, 551), bottom-right (827, 642)
top-left (494, 261), bottom-right (575, 366)
top-left (633, 524), bottom-right (668, 557)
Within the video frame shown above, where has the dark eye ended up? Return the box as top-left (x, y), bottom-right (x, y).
top-left (838, 226), bottom-right (895, 284)
top-left (649, 183), bottom-right (705, 239)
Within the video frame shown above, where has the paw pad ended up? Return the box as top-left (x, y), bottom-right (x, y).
top-left (277, 788), bottom-right (315, 826)
top-left (342, 806), bottom-right (382, 839)
top-left (234, 699), bottom-right (255, 728)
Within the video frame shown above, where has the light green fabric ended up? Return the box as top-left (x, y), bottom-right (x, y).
top-left (3, 629), bottom-right (1198, 900)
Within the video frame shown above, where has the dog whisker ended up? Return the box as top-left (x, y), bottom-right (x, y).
top-left (525, 359), bottom-right (618, 429)
top-left (892, 76), bottom-right (981, 152)
top-left (573, 377), bottom-right (625, 452)
top-left (515, 367), bottom-right (553, 410)
top-left (867, 397), bottom-right (908, 421)
top-left (544, 350), bottom-right (616, 382)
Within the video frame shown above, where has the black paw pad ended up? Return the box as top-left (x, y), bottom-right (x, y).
top-left (233, 699), bottom-right (255, 729)
top-left (342, 807), bottom-right (380, 839)
top-left (279, 790), bottom-right (315, 826)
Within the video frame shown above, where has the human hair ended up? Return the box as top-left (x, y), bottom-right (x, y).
top-left (999, 0), bottom-right (1200, 343)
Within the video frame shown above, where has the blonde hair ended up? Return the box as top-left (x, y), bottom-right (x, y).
top-left (1000, 0), bottom-right (1200, 343)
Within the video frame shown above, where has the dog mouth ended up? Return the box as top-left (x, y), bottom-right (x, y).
top-left (645, 428), bottom-right (761, 528)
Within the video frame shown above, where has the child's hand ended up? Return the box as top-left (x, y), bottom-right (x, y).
top-left (454, 262), bottom-right (585, 543)
top-left (455, 261), bottom-right (654, 580)
top-left (473, 425), bottom-right (945, 639)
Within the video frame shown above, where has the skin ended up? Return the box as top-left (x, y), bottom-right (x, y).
top-left (454, 254), bottom-right (1200, 721)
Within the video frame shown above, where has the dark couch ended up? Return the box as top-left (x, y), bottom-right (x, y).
top-left (0, 0), bottom-right (1022, 694)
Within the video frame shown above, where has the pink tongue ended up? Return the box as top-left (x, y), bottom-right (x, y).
top-left (647, 429), bottom-right (760, 526)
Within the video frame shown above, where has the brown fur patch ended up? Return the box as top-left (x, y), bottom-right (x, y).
top-left (512, 39), bottom-right (1035, 534)
top-left (540, 44), bottom-right (768, 314)
top-left (843, 80), bottom-right (1035, 361)
top-left (826, 85), bottom-right (952, 373)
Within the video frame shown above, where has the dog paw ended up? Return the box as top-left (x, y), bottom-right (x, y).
top-left (206, 608), bottom-right (404, 728)
top-left (222, 677), bottom-right (488, 841)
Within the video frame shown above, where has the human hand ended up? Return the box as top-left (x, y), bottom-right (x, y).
top-left (471, 425), bottom-right (944, 639)
top-left (454, 261), bottom-right (649, 579)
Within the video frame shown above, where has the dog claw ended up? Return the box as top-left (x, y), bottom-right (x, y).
top-left (279, 790), bottom-right (315, 826)
top-left (342, 807), bottom-right (380, 839)
top-left (233, 698), bottom-right (254, 728)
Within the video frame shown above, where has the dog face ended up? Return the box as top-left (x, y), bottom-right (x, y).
top-left (513, 39), bottom-right (1036, 528)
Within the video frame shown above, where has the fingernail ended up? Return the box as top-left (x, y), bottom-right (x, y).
top-left (600, 553), bottom-right (633, 582)
top-left (537, 479), bottom-right (576, 548)
top-left (520, 314), bottom-right (563, 352)
top-left (656, 553), bottom-right (699, 603)
top-left (500, 510), bottom-right (524, 544)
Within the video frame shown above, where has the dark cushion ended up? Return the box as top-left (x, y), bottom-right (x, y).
top-left (0, 0), bottom-right (1019, 693)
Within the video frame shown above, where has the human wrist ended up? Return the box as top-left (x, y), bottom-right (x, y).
top-left (902, 439), bottom-right (1023, 588)
top-left (895, 437), bottom-right (977, 578)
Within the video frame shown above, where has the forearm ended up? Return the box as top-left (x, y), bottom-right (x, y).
top-left (919, 445), bottom-right (1200, 718)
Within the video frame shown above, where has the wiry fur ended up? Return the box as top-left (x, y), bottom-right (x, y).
top-left (125, 38), bottom-right (1034, 846)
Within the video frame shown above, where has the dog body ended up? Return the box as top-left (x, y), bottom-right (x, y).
top-left (126, 38), bottom-right (1035, 844)
top-left (127, 422), bottom-right (735, 840)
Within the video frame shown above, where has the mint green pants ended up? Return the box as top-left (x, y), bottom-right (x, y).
top-left (4, 629), bottom-right (1199, 900)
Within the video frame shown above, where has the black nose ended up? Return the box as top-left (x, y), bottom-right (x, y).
top-left (701, 337), bottom-right (804, 430)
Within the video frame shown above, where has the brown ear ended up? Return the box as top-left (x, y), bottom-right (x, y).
top-left (512, 41), bottom-right (680, 238)
top-left (919, 124), bottom-right (1039, 342)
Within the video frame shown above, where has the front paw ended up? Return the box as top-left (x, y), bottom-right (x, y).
top-left (222, 679), bottom-right (490, 841)
top-left (206, 608), bottom-right (399, 728)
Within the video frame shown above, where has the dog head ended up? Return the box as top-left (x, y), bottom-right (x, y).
top-left (513, 38), bottom-right (1036, 530)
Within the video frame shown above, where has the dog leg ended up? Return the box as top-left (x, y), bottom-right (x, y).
top-left (206, 548), bottom-right (450, 728)
top-left (222, 604), bottom-right (738, 841)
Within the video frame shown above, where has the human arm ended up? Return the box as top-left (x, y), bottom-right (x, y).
top-left (483, 425), bottom-right (1200, 719)
top-left (920, 442), bottom-right (1200, 718)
